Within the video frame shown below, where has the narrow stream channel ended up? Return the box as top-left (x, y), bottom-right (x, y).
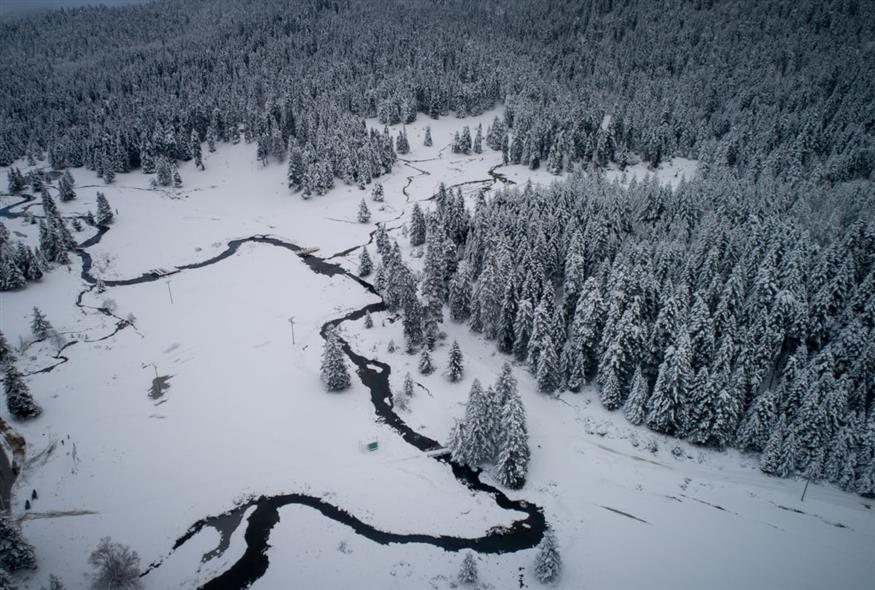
top-left (1, 164), bottom-right (541, 588)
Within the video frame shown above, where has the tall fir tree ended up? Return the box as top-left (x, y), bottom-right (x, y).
top-left (320, 328), bottom-right (351, 391)
top-left (447, 340), bottom-right (464, 382)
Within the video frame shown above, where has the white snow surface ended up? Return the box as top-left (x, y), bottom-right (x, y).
top-left (1, 109), bottom-right (872, 590)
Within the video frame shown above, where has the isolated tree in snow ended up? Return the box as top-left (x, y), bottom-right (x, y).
top-left (31, 306), bottom-right (53, 340)
top-left (418, 347), bottom-right (434, 375)
top-left (358, 247), bottom-right (373, 277)
top-left (321, 328), bottom-right (351, 391)
top-left (371, 182), bottom-right (384, 202)
top-left (357, 199), bottom-right (371, 223)
top-left (423, 126), bottom-right (433, 147)
top-left (457, 552), bottom-right (478, 585)
top-left (43, 574), bottom-right (66, 590)
top-left (364, 311), bottom-right (373, 328)
top-left (393, 386), bottom-right (409, 411)
top-left (88, 537), bottom-right (143, 590)
top-left (402, 372), bottom-right (415, 400)
top-left (0, 514), bottom-right (37, 572)
top-left (447, 340), bottom-right (464, 382)
top-left (496, 385), bottom-right (529, 489)
top-left (623, 365), bottom-right (649, 425)
top-left (533, 527), bottom-right (562, 584)
top-left (96, 192), bottom-right (113, 225)
top-left (4, 365), bottom-right (41, 419)
top-left (172, 166), bottom-right (182, 188)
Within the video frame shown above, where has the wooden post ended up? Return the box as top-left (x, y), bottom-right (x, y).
top-left (166, 280), bottom-right (174, 304)
top-left (288, 316), bottom-right (296, 345)
top-left (801, 475), bottom-right (811, 503)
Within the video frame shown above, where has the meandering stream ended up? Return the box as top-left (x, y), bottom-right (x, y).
top-left (1, 163), bottom-right (541, 588)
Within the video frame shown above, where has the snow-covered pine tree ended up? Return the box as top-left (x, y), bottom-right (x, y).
top-left (736, 388), bottom-right (778, 452)
top-left (760, 415), bottom-right (787, 475)
top-left (457, 552), bottom-right (478, 585)
top-left (155, 157), bottom-right (173, 186)
top-left (358, 247), bottom-right (373, 277)
top-left (287, 145), bottom-right (304, 189)
top-left (396, 128), bottom-right (410, 155)
top-left (58, 169), bottom-right (76, 201)
top-left (372, 182), bottom-right (384, 202)
top-left (424, 126), bottom-right (433, 147)
top-left (459, 379), bottom-right (493, 466)
top-left (496, 385), bottom-right (529, 489)
top-left (0, 252), bottom-right (26, 291)
top-left (533, 527), bottom-right (562, 584)
top-left (646, 330), bottom-right (693, 436)
top-left (320, 328), bottom-right (351, 391)
top-left (624, 365), bottom-right (649, 425)
top-left (409, 203), bottom-right (426, 247)
top-left (448, 265), bottom-right (472, 321)
top-left (473, 124), bottom-right (482, 154)
top-left (0, 329), bottom-right (14, 366)
top-left (4, 365), bottom-right (41, 419)
top-left (418, 347), bottom-right (434, 375)
top-left (364, 311), bottom-right (373, 328)
top-left (357, 198), bottom-right (371, 223)
top-left (513, 298), bottom-right (534, 361)
top-left (0, 514), bottom-right (37, 572)
top-left (31, 306), bottom-right (53, 340)
top-left (536, 332), bottom-right (560, 394)
top-left (447, 419), bottom-right (473, 465)
top-left (191, 129), bottom-right (204, 170)
top-left (96, 192), bottom-right (113, 225)
top-left (447, 340), bottom-right (464, 382)
top-left (459, 126), bottom-right (472, 154)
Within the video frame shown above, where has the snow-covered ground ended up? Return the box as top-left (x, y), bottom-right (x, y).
top-left (1, 109), bottom-right (872, 590)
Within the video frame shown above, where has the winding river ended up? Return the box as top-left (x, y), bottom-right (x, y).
top-left (1, 162), bottom-right (542, 588)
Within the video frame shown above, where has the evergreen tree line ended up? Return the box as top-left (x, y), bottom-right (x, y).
top-left (407, 167), bottom-right (874, 495)
top-left (1, 0), bottom-right (872, 189)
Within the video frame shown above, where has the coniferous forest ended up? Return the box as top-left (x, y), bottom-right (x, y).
top-left (1, 0), bottom-right (873, 493)
top-left (1, 1), bottom-right (874, 587)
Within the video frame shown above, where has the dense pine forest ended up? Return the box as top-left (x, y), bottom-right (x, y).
top-left (1, 0), bottom-right (873, 497)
